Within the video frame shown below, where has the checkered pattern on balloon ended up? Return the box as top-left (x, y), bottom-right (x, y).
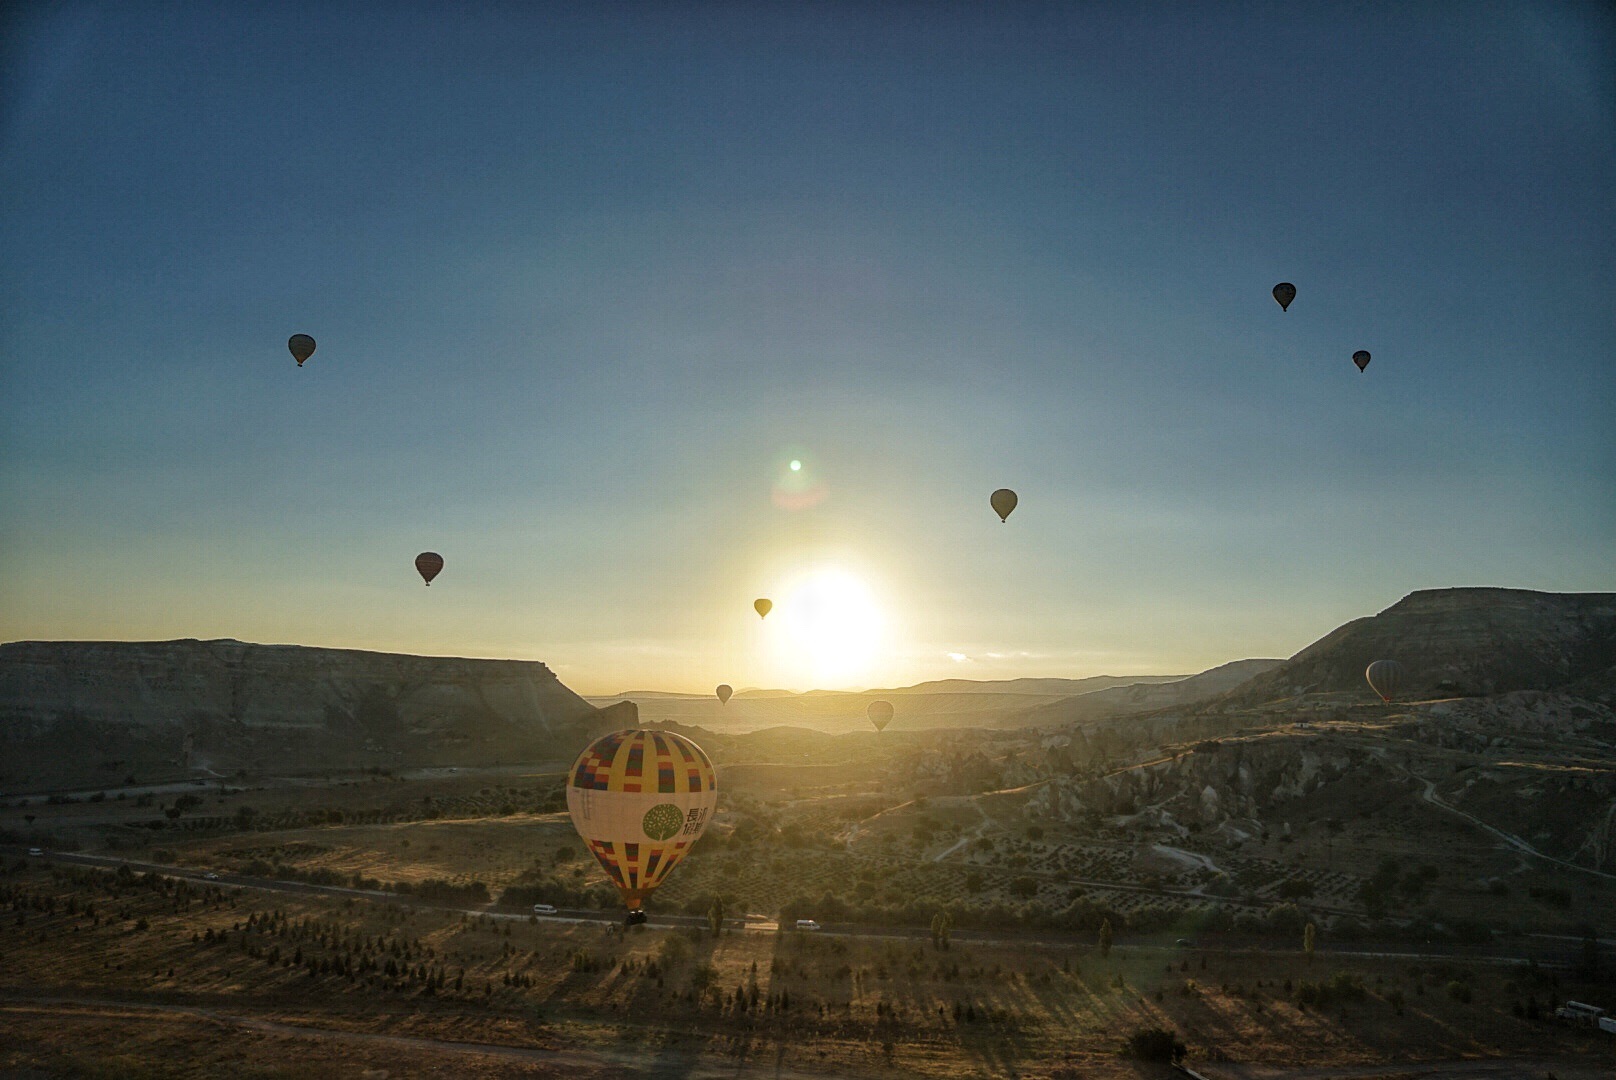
top-left (567, 729), bottom-right (718, 910)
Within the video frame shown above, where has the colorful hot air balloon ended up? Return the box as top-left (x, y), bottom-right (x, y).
top-left (288, 334), bottom-right (316, 367)
top-left (566, 729), bottom-right (718, 913)
top-left (990, 488), bottom-right (1018, 523)
top-left (415, 552), bottom-right (444, 586)
top-left (716, 684), bottom-right (733, 706)
top-left (1353, 350), bottom-right (1371, 372)
top-left (1273, 283), bottom-right (1296, 311)
top-left (754, 598), bottom-right (772, 619)
top-left (1365, 660), bottom-right (1405, 703)
top-left (867, 699), bottom-right (894, 732)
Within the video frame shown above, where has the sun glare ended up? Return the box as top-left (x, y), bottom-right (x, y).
top-left (769, 566), bottom-right (885, 688)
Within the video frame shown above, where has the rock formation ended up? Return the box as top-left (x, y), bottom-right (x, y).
top-left (0, 639), bottom-right (602, 789)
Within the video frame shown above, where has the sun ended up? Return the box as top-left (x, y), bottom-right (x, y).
top-left (769, 566), bottom-right (885, 687)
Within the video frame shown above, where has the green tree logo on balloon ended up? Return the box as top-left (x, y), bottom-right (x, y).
top-left (642, 803), bottom-right (683, 841)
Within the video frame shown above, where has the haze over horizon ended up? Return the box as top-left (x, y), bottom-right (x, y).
top-left (3, 4), bottom-right (1612, 697)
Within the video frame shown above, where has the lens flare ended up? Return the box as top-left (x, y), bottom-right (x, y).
top-left (771, 450), bottom-right (826, 511)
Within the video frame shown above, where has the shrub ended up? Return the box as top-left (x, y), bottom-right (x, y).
top-left (1446, 980), bottom-right (1472, 1003)
top-left (1121, 1026), bottom-right (1185, 1062)
top-left (1277, 878), bottom-right (1315, 900)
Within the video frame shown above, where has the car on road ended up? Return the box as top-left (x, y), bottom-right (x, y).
top-left (27, 848), bottom-right (43, 857)
top-left (1175, 938), bottom-right (1195, 947)
top-left (203, 872), bottom-right (219, 880)
top-left (796, 919), bottom-right (821, 931)
top-left (532, 903), bottom-right (558, 915)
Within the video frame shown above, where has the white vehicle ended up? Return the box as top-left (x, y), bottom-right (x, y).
top-left (532, 903), bottom-right (559, 915)
top-left (27, 848), bottom-right (43, 857)
top-left (795, 919), bottom-right (821, 931)
top-left (203, 872), bottom-right (219, 880)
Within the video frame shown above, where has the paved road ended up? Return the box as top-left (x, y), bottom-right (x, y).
top-left (8, 845), bottom-right (1608, 970)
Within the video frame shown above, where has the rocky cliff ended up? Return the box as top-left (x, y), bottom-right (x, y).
top-left (0, 639), bottom-right (601, 789)
top-left (1224, 589), bottom-right (1616, 704)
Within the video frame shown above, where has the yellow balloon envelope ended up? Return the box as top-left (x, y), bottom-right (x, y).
top-left (566, 729), bottom-right (718, 912)
top-left (754, 598), bottom-right (772, 619)
top-left (716, 684), bottom-right (733, 705)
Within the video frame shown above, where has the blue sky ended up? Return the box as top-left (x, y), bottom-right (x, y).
top-left (2, 2), bottom-right (1612, 694)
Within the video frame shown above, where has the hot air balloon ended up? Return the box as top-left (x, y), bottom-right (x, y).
top-left (1353, 350), bottom-right (1371, 372)
top-left (716, 684), bottom-right (733, 706)
top-left (1365, 660), bottom-right (1405, 703)
top-left (566, 729), bottom-right (718, 915)
top-left (990, 488), bottom-right (1018, 523)
top-left (1273, 283), bottom-right (1296, 311)
top-left (867, 700), bottom-right (894, 732)
top-left (754, 598), bottom-right (772, 619)
top-left (415, 552), bottom-right (444, 586)
top-left (288, 334), bottom-right (316, 367)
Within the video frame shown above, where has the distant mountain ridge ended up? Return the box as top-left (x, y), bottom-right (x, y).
top-left (590, 665), bottom-right (1281, 734)
top-left (1017, 658), bottom-right (1284, 728)
top-left (603, 675), bottom-right (1188, 701)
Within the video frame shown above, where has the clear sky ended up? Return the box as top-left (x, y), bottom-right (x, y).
top-left (2, 3), bottom-right (1612, 695)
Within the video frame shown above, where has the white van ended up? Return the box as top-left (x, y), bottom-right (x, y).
top-left (795, 919), bottom-right (821, 931)
top-left (532, 903), bottom-right (559, 916)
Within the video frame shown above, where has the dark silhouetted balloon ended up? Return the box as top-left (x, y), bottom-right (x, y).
top-left (754, 598), bottom-right (772, 619)
top-left (716, 684), bottom-right (733, 705)
top-left (288, 334), bottom-right (316, 367)
top-left (1365, 659), bottom-right (1405, 702)
top-left (1273, 283), bottom-right (1296, 311)
top-left (990, 489), bottom-right (1018, 523)
top-left (867, 700), bottom-right (894, 732)
top-left (415, 552), bottom-right (444, 586)
top-left (1353, 350), bottom-right (1371, 372)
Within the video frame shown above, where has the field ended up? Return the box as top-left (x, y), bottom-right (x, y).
top-left (3, 857), bottom-right (1612, 1079)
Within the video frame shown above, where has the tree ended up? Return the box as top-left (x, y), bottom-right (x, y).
top-left (930, 911), bottom-right (953, 950)
top-left (1098, 918), bottom-right (1113, 959)
top-left (708, 894), bottom-right (726, 936)
top-left (1303, 921), bottom-right (1316, 964)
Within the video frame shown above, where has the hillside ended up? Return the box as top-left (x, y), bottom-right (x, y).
top-left (0, 639), bottom-right (599, 791)
top-left (1019, 658), bottom-right (1283, 728)
top-left (1223, 589), bottom-right (1616, 705)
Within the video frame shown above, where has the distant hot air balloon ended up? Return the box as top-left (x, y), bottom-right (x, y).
top-left (867, 700), bottom-right (894, 732)
top-left (1273, 283), bottom-right (1296, 312)
top-left (716, 684), bottom-right (733, 706)
top-left (1353, 350), bottom-right (1371, 372)
top-left (1365, 660), bottom-right (1405, 703)
top-left (415, 552), bottom-right (444, 586)
top-left (567, 729), bottom-right (718, 914)
top-left (990, 488), bottom-right (1018, 523)
top-left (754, 598), bottom-right (772, 619)
top-left (288, 334), bottom-right (316, 367)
